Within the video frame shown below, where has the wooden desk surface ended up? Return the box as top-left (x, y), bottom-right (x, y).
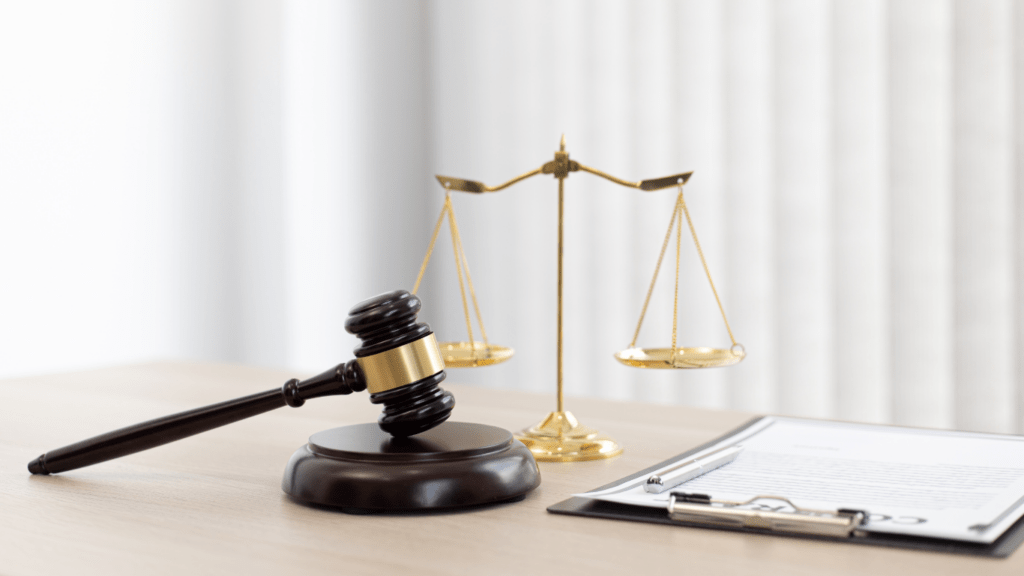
top-left (1, 362), bottom-right (1019, 575)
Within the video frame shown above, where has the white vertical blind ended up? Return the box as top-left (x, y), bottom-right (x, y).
top-left (235, 0), bottom-right (288, 366)
top-left (952, 0), bottom-right (1015, 433)
top-left (833, 0), bottom-right (889, 424)
top-left (888, 0), bottom-right (955, 429)
top-left (723, 0), bottom-right (776, 414)
top-left (773, 0), bottom-right (835, 418)
top-left (283, 0), bottom-right (370, 368)
top-left (1016, 1), bottom-right (1024, 436)
top-left (1, 0), bottom-right (1021, 433)
top-left (631, 0), bottom-right (683, 407)
top-left (673, 0), bottom-right (728, 410)
top-left (282, 0), bottom-right (433, 369)
top-left (579, 0), bottom-right (636, 402)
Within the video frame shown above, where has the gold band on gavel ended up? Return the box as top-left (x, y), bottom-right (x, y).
top-left (356, 334), bottom-right (446, 394)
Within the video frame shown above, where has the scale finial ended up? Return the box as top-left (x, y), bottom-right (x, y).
top-left (560, 134), bottom-right (566, 151)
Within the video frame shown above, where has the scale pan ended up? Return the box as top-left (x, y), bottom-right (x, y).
top-left (438, 341), bottom-right (514, 368)
top-left (614, 346), bottom-right (744, 369)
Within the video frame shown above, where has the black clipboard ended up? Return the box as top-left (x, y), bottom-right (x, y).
top-left (548, 417), bottom-right (1024, 558)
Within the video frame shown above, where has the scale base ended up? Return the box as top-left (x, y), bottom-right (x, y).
top-left (282, 421), bottom-right (540, 512)
top-left (514, 411), bottom-right (623, 462)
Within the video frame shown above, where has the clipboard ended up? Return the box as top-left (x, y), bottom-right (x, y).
top-left (548, 417), bottom-right (1024, 558)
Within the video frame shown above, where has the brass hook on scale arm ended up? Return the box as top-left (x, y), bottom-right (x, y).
top-left (428, 135), bottom-right (738, 462)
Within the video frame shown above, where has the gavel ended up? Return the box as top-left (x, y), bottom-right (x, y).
top-left (28, 290), bottom-right (455, 475)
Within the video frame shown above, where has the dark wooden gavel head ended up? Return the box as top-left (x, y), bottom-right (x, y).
top-left (343, 290), bottom-right (455, 437)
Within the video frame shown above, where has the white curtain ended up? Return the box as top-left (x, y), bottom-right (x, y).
top-left (1, 0), bottom-right (1021, 434)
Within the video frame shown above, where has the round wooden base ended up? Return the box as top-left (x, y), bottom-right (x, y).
top-left (282, 421), bottom-right (540, 512)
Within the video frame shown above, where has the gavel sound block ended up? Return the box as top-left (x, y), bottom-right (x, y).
top-left (29, 290), bottom-right (540, 512)
top-left (283, 422), bottom-right (538, 511)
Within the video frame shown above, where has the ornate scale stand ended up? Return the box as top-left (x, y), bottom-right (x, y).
top-left (414, 136), bottom-right (744, 462)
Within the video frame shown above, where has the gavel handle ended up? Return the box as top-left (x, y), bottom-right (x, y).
top-left (28, 361), bottom-right (364, 475)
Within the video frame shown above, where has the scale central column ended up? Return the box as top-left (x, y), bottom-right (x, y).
top-left (513, 136), bottom-right (623, 462)
top-left (557, 175), bottom-right (564, 413)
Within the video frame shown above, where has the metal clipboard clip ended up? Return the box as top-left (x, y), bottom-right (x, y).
top-left (668, 492), bottom-right (869, 538)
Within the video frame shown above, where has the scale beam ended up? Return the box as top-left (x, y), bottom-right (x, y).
top-left (435, 168), bottom-right (542, 193)
top-left (437, 160), bottom-right (693, 194)
top-left (576, 164), bottom-right (693, 191)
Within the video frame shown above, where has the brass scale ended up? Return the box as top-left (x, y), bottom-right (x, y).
top-left (412, 136), bottom-right (745, 462)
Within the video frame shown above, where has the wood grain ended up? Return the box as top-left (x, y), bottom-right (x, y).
top-left (1, 362), bottom-right (1019, 575)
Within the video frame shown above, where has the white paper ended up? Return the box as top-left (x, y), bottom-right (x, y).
top-left (577, 417), bottom-right (1024, 543)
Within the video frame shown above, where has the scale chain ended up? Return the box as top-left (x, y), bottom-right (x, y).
top-left (446, 196), bottom-right (478, 352)
top-left (629, 194), bottom-right (683, 348)
top-left (628, 186), bottom-right (741, 356)
top-left (678, 186), bottom-right (738, 347)
top-left (412, 195), bottom-right (450, 295)
top-left (671, 191), bottom-right (683, 361)
top-left (412, 191), bottom-right (492, 362)
top-left (447, 197), bottom-right (491, 349)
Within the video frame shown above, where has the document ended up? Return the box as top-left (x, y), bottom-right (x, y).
top-left (578, 417), bottom-right (1024, 543)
